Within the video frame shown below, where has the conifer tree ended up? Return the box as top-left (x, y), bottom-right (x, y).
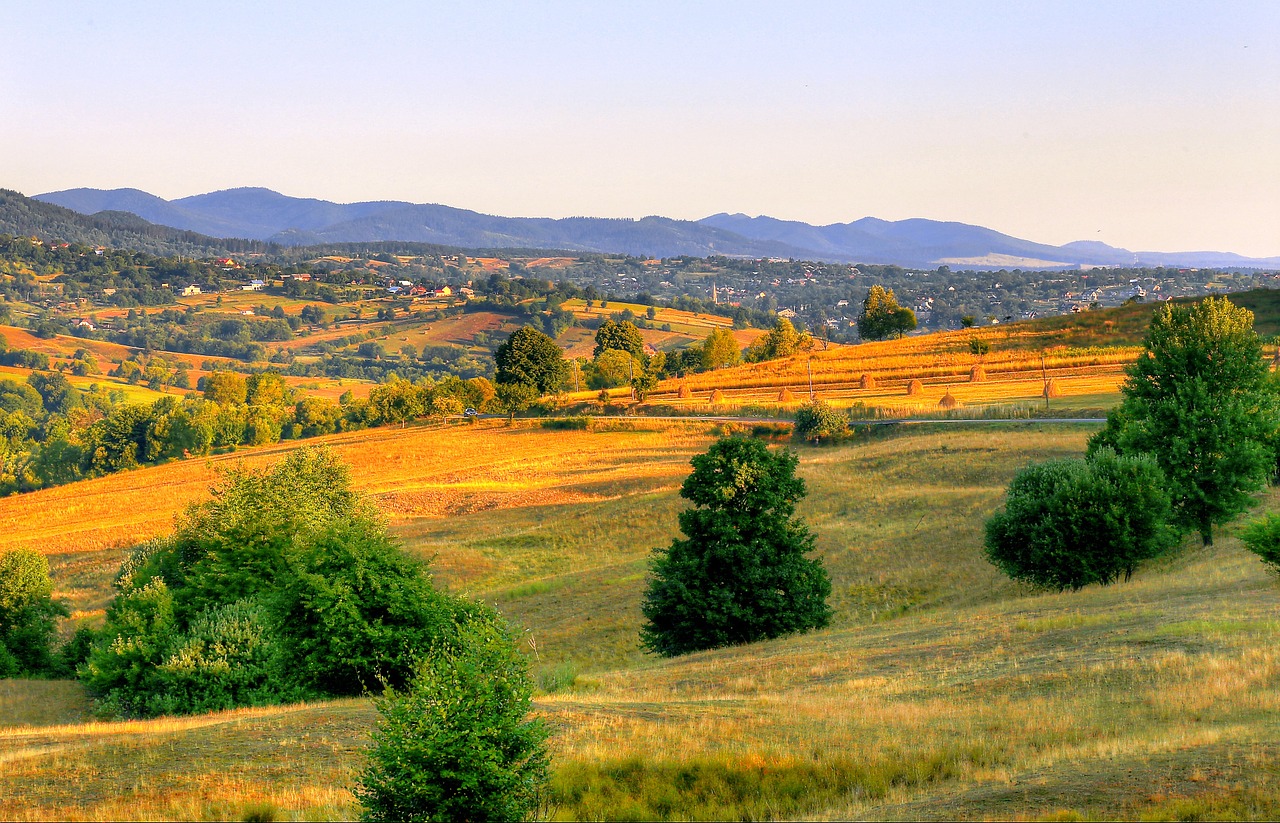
top-left (641, 437), bottom-right (831, 656)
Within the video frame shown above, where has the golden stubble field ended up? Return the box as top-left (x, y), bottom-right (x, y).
top-left (3, 421), bottom-right (1280, 820)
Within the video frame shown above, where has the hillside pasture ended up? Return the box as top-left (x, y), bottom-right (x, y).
top-left (3, 423), bottom-right (1280, 819)
top-left (559, 298), bottom-right (736, 336)
top-left (0, 323), bottom-right (244, 379)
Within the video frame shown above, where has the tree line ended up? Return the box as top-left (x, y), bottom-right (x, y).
top-left (0, 345), bottom-right (498, 496)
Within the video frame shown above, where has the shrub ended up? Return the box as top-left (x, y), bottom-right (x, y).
top-left (1241, 513), bottom-right (1280, 573)
top-left (0, 549), bottom-right (68, 676)
top-left (81, 579), bottom-right (179, 716)
top-left (792, 401), bottom-right (848, 445)
top-left (82, 448), bottom-right (471, 715)
top-left (541, 417), bottom-right (589, 430)
top-left (984, 449), bottom-right (1174, 590)
top-left (357, 619), bottom-right (550, 823)
top-left (152, 599), bottom-right (290, 714)
top-left (641, 437), bottom-right (832, 656)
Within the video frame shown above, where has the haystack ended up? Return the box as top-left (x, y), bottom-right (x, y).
top-left (710, 389), bottom-right (726, 404)
top-left (938, 390), bottom-right (959, 409)
top-left (969, 364), bottom-right (987, 382)
top-left (677, 383), bottom-right (692, 399)
top-left (859, 373), bottom-right (876, 390)
top-left (1043, 378), bottom-right (1062, 399)
top-left (777, 387), bottom-right (795, 402)
top-left (906, 378), bottom-right (924, 396)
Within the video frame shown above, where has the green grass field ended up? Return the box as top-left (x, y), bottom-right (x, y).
top-left (4, 420), bottom-right (1280, 820)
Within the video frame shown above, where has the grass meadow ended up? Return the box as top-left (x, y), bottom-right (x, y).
top-left (3, 419), bottom-right (1280, 819)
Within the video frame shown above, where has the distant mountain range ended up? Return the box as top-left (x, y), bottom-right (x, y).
top-left (0, 189), bottom-right (269, 257)
top-left (30, 186), bottom-right (1280, 270)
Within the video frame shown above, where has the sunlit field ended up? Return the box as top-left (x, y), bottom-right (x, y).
top-left (4, 420), bottom-right (1280, 819)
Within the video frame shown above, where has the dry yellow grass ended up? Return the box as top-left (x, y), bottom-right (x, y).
top-left (7, 421), bottom-right (1280, 820)
top-left (0, 420), bottom-right (717, 613)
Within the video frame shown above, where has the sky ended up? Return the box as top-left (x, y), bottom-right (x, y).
top-left (3, 1), bottom-right (1278, 256)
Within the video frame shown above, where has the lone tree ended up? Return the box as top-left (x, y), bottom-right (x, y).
top-left (792, 400), bottom-right (848, 445)
top-left (857, 285), bottom-right (917, 341)
top-left (701, 327), bottom-right (741, 370)
top-left (593, 318), bottom-right (646, 363)
top-left (984, 449), bottom-right (1174, 591)
top-left (640, 437), bottom-right (831, 656)
top-left (1088, 296), bottom-right (1279, 545)
top-left (743, 317), bottom-right (812, 362)
top-left (495, 326), bottom-right (568, 396)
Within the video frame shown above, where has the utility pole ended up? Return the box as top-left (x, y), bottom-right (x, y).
top-left (807, 358), bottom-right (815, 401)
top-left (628, 355), bottom-right (635, 401)
top-left (1041, 352), bottom-right (1049, 411)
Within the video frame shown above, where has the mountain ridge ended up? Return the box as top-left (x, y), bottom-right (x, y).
top-left (33, 186), bottom-right (1280, 270)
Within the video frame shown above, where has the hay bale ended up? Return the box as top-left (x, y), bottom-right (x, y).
top-left (859, 373), bottom-right (876, 390)
top-left (1043, 378), bottom-right (1062, 399)
top-left (777, 387), bottom-right (795, 402)
top-left (938, 390), bottom-right (959, 409)
top-left (677, 383), bottom-right (692, 399)
top-left (710, 389), bottom-right (726, 404)
top-left (969, 364), bottom-right (986, 382)
top-left (906, 378), bottom-right (924, 396)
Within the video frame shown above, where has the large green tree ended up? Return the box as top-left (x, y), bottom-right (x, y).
top-left (1088, 296), bottom-right (1279, 545)
top-left (640, 437), bottom-right (831, 656)
top-left (743, 317), bottom-right (811, 362)
top-left (700, 327), bottom-right (741, 370)
top-left (495, 326), bottom-right (568, 395)
top-left (593, 319), bottom-right (645, 362)
top-left (857, 285), bottom-right (917, 341)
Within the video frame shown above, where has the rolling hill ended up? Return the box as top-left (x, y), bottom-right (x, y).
top-left (4, 419), bottom-right (1280, 820)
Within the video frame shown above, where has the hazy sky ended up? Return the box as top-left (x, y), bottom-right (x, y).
top-left (4, 1), bottom-right (1278, 255)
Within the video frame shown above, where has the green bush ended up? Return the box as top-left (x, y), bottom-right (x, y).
top-left (153, 600), bottom-right (291, 714)
top-left (268, 519), bottom-right (477, 695)
top-left (81, 579), bottom-right (179, 716)
top-left (540, 417), bottom-right (589, 430)
top-left (0, 548), bottom-right (68, 676)
top-left (357, 619), bottom-right (550, 823)
top-left (984, 449), bottom-right (1175, 590)
top-left (792, 401), bottom-right (848, 445)
top-left (82, 447), bottom-right (474, 716)
top-left (1241, 513), bottom-right (1280, 573)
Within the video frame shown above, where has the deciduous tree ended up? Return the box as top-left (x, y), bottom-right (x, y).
top-left (495, 326), bottom-right (568, 395)
top-left (1088, 296), bottom-right (1279, 545)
